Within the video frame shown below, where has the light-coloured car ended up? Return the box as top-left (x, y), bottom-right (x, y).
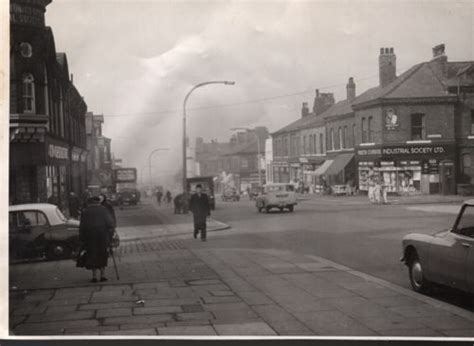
top-left (255, 183), bottom-right (297, 213)
top-left (9, 203), bottom-right (80, 260)
top-left (401, 199), bottom-right (474, 294)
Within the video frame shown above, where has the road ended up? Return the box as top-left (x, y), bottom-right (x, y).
top-left (117, 195), bottom-right (473, 310)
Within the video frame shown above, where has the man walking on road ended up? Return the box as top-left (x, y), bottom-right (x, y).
top-left (189, 184), bottom-right (211, 241)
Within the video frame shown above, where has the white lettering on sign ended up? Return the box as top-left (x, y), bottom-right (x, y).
top-left (72, 153), bottom-right (80, 162)
top-left (48, 145), bottom-right (68, 160)
top-left (381, 146), bottom-right (446, 156)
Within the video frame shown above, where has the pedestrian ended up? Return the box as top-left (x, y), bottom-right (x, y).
top-left (156, 190), bottom-right (163, 206)
top-left (189, 184), bottom-right (211, 241)
top-left (68, 192), bottom-right (81, 219)
top-left (174, 193), bottom-right (183, 214)
top-left (166, 190), bottom-right (172, 204)
top-left (79, 196), bottom-right (115, 283)
top-left (374, 176), bottom-right (381, 204)
top-left (381, 179), bottom-right (389, 204)
top-left (99, 193), bottom-right (116, 228)
top-left (367, 175), bottom-right (375, 203)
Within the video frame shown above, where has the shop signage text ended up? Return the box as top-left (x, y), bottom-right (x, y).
top-left (48, 144), bottom-right (68, 160)
top-left (10, 3), bottom-right (45, 27)
top-left (358, 145), bottom-right (449, 157)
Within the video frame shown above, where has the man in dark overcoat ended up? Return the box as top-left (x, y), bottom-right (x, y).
top-left (189, 184), bottom-right (211, 241)
top-left (79, 196), bottom-right (114, 282)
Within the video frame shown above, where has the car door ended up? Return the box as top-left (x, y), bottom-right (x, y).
top-left (430, 204), bottom-right (474, 291)
top-left (13, 210), bottom-right (50, 258)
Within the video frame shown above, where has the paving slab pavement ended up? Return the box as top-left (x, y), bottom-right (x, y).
top-left (9, 213), bottom-right (474, 337)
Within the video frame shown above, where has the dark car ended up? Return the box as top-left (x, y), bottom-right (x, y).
top-left (9, 203), bottom-right (80, 260)
top-left (118, 189), bottom-right (139, 205)
top-left (222, 188), bottom-right (240, 202)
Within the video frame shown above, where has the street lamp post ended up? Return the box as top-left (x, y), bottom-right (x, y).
top-left (148, 148), bottom-right (169, 189)
top-left (231, 127), bottom-right (262, 188)
top-left (182, 81), bottom-right (235, 194)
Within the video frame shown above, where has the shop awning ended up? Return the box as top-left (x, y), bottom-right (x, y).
top-left (325, 153), bottom-right (354, 176)
top-left (313, 160), bottom-right (334, 176)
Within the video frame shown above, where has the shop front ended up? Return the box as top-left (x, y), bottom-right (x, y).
top-left (272, 161), bottom-right (290, 183)
top-left (356, 143), bottom-right (455, 195)
top-left (10, 137), bottom-right (71, 209)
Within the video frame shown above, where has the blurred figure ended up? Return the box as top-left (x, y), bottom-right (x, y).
top-left (189, 184), bottom-right (210, 241)
top-left (68, 192), bottom-right (81, 219)
top-left (99, 193), bottom-right (116, 228)
top-left (165, 190), bottom-right (172, 204)
top-left (156, 190), bottom-right (163, 206)
top-left (79, 196), bottom-right (114, 282)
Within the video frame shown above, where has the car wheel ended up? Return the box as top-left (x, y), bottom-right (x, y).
top-left (288, 205), bottom-right (294, 212)
top-left (266, 206), bottom-right (271, 213)
top-left (408, 252), bottom-right (430, 293)
top-left (47, 242), bottom-right (72, 260)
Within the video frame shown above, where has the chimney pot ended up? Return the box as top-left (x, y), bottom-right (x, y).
top-left (315, 89), bottom-right (319, 97)
top-left (346, 77), bottom-right (356, 101)
top-left (432, 43), bottom-right (446, 58)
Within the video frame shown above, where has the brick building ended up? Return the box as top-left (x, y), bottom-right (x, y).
top-left (85, 113), bottom-right (113, 195)
top-left (352, 45), bottom-right (473, 195)
top-left (271, 91), bottom-right (333, 185)
top-left (9, 0), bottom-right (88, 209)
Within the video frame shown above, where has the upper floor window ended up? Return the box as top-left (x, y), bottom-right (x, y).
top-left (330, 129), bottom-right (335, 151)
top-left (368, 116), bottom-right (373, 142)
top-left (320, 133), bottom-right (324, 154)
top-left (411, 113), bottom-right (426, 140)
top-left (313, 134), bottom-right (317, 154)
top-left (352, 124), bottom-right (356, 147)
top-left (361, 117), bottom-right (367, 143)
top-left (343, 126), bottom-right (348, 148)
top-left (471, 110), bottom-right (474, 134)
top-left (22, 73), bottom-right (35, 113)
top-left (338, 127), bottom-right (343, 149)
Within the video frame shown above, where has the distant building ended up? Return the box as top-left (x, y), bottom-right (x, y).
top-left (9, 0), bottom-right (88, 209)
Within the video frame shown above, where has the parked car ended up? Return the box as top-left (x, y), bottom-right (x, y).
top-left (255, 183), bottom-right (297, 213)
top-left (222, 188), bottom-right (240, 202)
top-left (105, 191), bottom-right (120, 206)
top-left (118, 189), bottom-right (139, 205)
top-left (401, 199), bottom-right (474, 294)
top-left (9, 203), bottom-right (80, 260)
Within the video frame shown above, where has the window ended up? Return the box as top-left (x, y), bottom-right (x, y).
top-left (361, 117), bottom-right (367, 143)
top-left (320, 133), bottom-right (324, 154)
top-left (330, 129), bottom-right (335, 150)
top-left (338, 127), bottom-right (343, 149)
top-left (343, 126), bottom-right (347, 148)
top-left (411, 113), bottom-right (425, 140)
top-left (240, 158), bottom-right (249, 169)
top-left (368, 116), bottom-right (373, 142)
top-left (309, 135), bottom-right (313, 154)
top-left (462, 154), bottom-right (471, 176)
top-left (471, 110), bottom-right (474, 134)
top-left (455, 206), bottom-right (474, 237)
top-left (22, 73), bottom-right (35, 113)
top-left (352, 124), bottom-right (356, 147)
top-left (313, 134), bottom-right (317, 154)
top-left (17, 211), bottom-right (48, 228)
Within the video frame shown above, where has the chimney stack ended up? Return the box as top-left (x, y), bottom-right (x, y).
top-left (379, 47), bottom-right (396, 87)
top-left (70, 73), bottom-right (74, 84)
top-left (431, 43), bottom-right (447, 77)
top-left (301, 102), bottom-right (310, 118)
top-left (313, 90), bottom-right (335, 116)
top-left (346, 77), bottom-right (356, 101)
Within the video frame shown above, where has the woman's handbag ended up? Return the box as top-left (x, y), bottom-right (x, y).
top-left (111, 231), bottom-right (120, 248)
top-left (76, 249), bottom-right (87, 268)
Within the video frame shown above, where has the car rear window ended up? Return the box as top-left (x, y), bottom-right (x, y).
top-left (267, 185), bottom-right (284, 193)
top-left (55, 208), bottom-right (67, 223)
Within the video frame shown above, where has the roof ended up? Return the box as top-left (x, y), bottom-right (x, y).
top-left (353, 59), bottom-right (472, 108)
top-left (321, 99), bottom-right (354, 120)
top-left (272, 114), bottom-right (325, 136)
top-left (9, 203), bottom-right (58, 212)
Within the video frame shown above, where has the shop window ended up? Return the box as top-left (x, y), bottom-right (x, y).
top-left (471, 110), bottom-right (474, 134)
top-left (368, 117), bottom-right (373, 142)
top-left (462, 154), bottom-right (471, 175)
top-left (411, 113), bottom-right (426, 140)
top-left (22, 73), bottom-right (35, 113)
top-left (361, 117), bottom-right (367, 143)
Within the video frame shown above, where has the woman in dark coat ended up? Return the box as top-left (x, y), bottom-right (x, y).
top-left (79, 196), bottom-right (114, 282)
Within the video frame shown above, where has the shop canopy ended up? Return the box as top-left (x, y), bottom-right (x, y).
top-left (313, 159), bottom-right (334, 176)
top-left (325, 153), bottom-right (355, 176)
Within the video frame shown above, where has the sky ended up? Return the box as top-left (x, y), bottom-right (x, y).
top-left (45, 0), bottom-right (474, 185)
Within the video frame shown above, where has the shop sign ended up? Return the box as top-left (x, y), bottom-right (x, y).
top-left (72, 152), bottom-right (80, 162)
top-left (358, 161), bottom-right (375, 167)
top-left (380, 161), bottom-right (395, 166)
top-left (382, 146), bottom-right (446, 156)
top-left (384, 108), bottom-right (400, 130)
top-left (48, 144), bottom-right (68, 161)
top-left (357, 148), bottom-right (382, 156)
top-left (10, 3), bottom-right (45, 27)
top-left (290, 163), bottom-right (300, 168)
top-left (299, 157), bottom-right (309, 163)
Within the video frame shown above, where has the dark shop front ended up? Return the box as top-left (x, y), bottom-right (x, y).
top-left (356, 142), bottom-right (456, 195)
